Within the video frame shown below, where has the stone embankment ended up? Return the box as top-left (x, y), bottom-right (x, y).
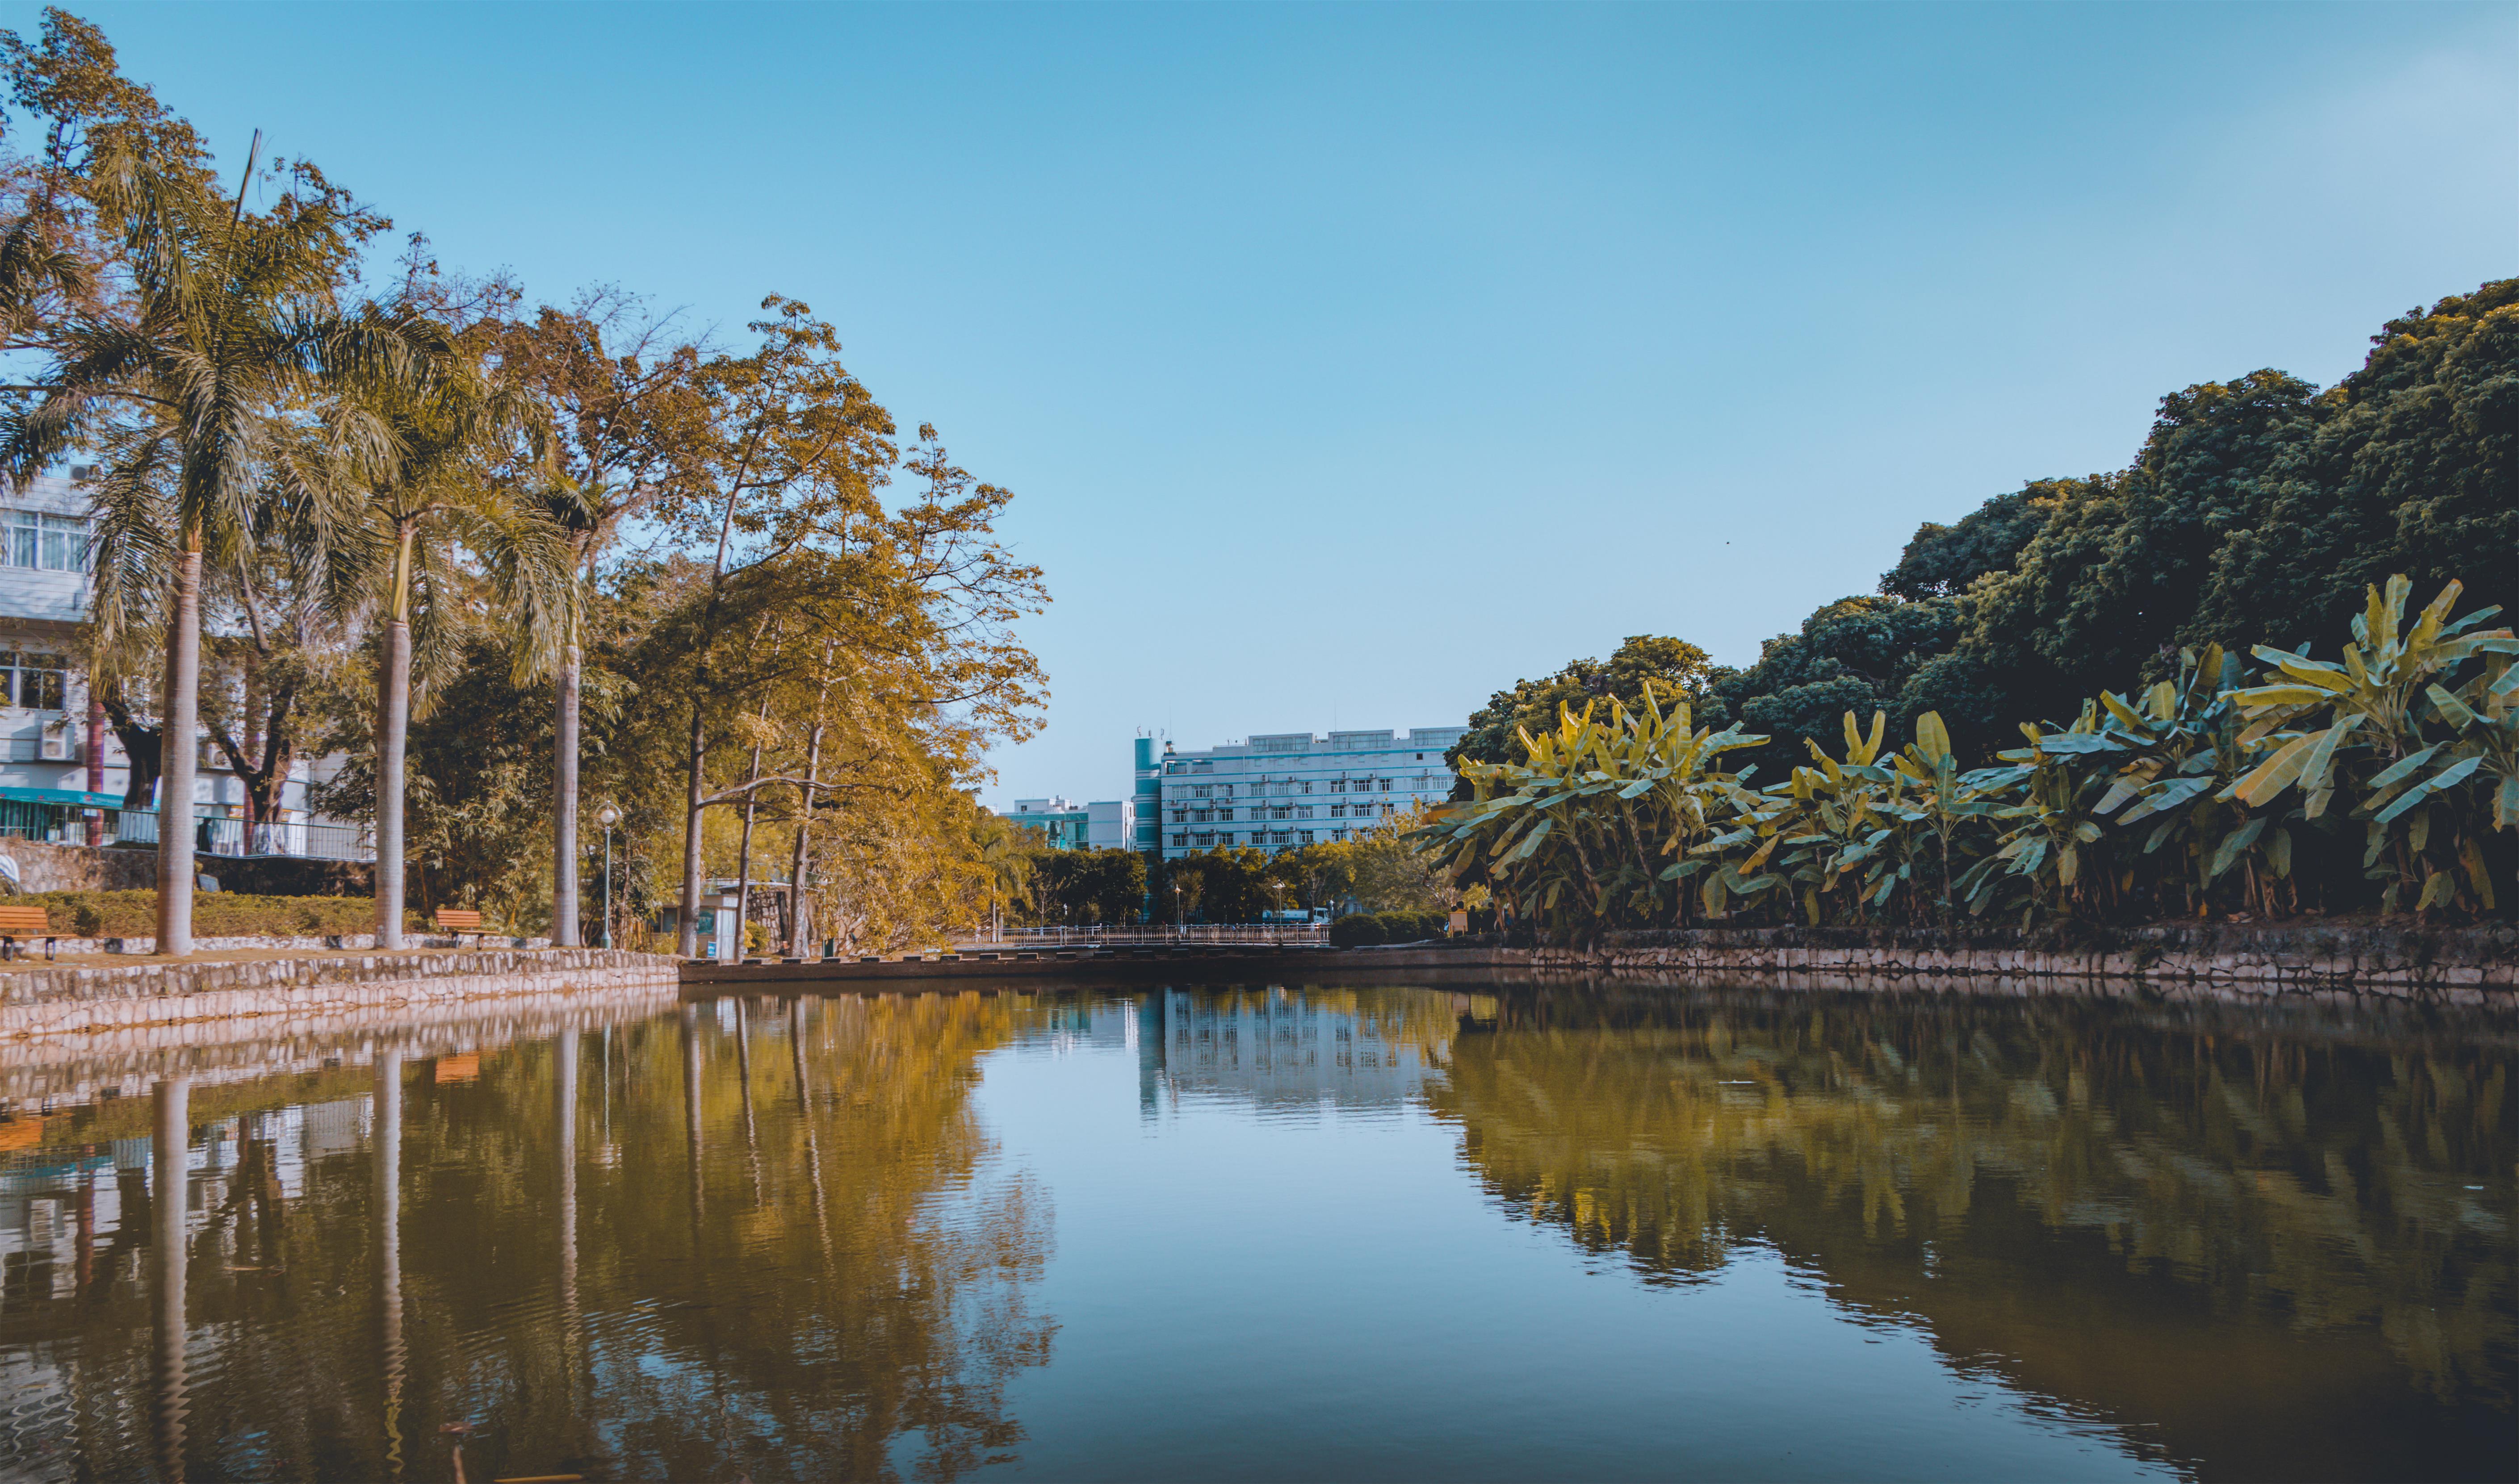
top-left (0, 947), bottom-right (679, 1039)
top-left (0, 977), bottom-right (683, 1107)
top-left (1519, 922), bottom-right (2516, 1003)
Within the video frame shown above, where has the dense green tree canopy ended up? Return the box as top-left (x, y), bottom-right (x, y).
top-left (1681, 280), bottom-right (2518, 768)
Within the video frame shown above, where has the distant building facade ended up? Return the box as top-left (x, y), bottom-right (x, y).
top-left (998, 794), bottom-right (1137, 851)
top-left (1, 472), bottom-right (101, 803)
top-left (0, 471), bottom-right (363, 859)
top-left (1152, 726), bottom-right (1466, 860)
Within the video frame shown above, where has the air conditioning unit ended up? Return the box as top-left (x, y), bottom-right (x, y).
top-left (38, 731), bottom-right (69, 762)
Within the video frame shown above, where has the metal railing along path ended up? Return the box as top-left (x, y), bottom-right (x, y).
top-left (0, 800), bottom-right (375, 862)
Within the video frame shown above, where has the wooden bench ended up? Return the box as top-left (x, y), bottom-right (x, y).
top-left (432, 908), bottom-right (488, 945)
top-left (0, 905), bottom-right (57, 962)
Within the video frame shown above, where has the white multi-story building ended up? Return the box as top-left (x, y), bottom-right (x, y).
top-left (1152, 726), bottom-right (1466, 860)
top-left (1, 472), bottom-right (99, 800)
top-left (0, 471), bottom-right (361, 858)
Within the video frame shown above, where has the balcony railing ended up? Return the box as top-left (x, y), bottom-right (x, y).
top-left (0, 801), bottom-right (374, 862)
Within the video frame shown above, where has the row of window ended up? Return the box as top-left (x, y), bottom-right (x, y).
top-left (1168, 827), bottom-right (1364, 850)
top-left (1170, 776), bottom-right (1439, 802)
top-left (0, 652), bottom-right (68, 711)
top-left (1167, 749), bottom-right (1447, 776)
top-left (4, 510), bottom-right (90, 573)
top-left (1168, 801), bottom-right (1400, 825)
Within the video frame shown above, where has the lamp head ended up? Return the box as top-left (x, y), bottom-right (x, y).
top-left (597, 805), bottom-right (620, 827)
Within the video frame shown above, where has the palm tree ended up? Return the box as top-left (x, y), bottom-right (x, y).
top-left (327, 352), bottom-right (566, 949)
top-left (0, 138), bottom-right (421, 956)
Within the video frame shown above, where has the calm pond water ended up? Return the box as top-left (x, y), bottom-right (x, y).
top-left (0, 980), bottom-right (2509, 1482)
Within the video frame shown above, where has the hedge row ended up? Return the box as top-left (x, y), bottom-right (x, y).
top-left (1330, 910), bottom-right (1451, 947)
top-left (5, 890), bottom-right (401, 939)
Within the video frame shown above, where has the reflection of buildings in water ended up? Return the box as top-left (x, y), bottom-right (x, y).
top-left (1138, 989), bottom-right (1445, 1113)
top-left (0, 1091), bottom-right (377, 1477)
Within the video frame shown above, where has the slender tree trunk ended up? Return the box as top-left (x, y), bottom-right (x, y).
top-left (376, 524), bottom-right (414, 951)
top-left (786, 709), bottom-right (825, 957)
top-left (552, 632), bottom-right (582, 946)
top-left (156, 539), bottom-right (201, 957)
top-left (677, 485), bottom-right (747, 958)
top-left (677, 694), bottom-right (708, 958)
top-left (733, 735), bottom-right (763, 960)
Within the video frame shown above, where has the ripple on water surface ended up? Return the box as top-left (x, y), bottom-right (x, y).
top-left (0, 978), bottom-right (2506, 1481)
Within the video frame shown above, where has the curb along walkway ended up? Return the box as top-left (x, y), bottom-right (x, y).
top-left (0, 948), bottom-right (680, 1039)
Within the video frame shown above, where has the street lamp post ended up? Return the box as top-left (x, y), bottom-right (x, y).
top-left (596, 805), bottom-right (620, 949)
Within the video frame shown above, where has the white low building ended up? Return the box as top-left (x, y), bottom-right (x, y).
top-left (1153, 726), bottom-right (1465, 860)
top-left (997, 794), bottom-right (1137, 851)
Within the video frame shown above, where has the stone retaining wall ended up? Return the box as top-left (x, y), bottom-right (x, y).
top-left (0, 978), bottom-right (683, 1105)
top-left (1515, 922), bottom-right (2516, 1003)
top-left (0, 947), bottom-right (680, 1039)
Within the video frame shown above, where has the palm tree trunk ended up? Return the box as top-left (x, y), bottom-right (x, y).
top-left (377, 616), bottom-right (411, 949)
top-left (155, 539), bottom-right (201, 957)
top-left (551, 635), bottom-right (582, 946)
top-left (376, 525), bottom-right (414, 951)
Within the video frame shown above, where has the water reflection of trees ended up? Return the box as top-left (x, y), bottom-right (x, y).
top-left (1422, 986), bottom-right (2514, 1481)
top-left (0, 991), bottom-right (1052, 1483)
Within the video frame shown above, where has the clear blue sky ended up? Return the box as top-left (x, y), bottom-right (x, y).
top-left (34, 2), bottom-right (2517, 806)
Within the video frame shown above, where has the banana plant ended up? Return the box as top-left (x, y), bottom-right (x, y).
top-left (1418, 689), bottom-right (1765, 937)
top-left (1886, 711), bottom-right (2008, 922)
top-left (2227, 577), bottom-right (2516, 913)
top-left (1753, 711), bottom-right (1923, 925)
top-left (2079, 646), bottom-right (2292, 916)
top-left (1955, 704), bottom-right (2120, 924)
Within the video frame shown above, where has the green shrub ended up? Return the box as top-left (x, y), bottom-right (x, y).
top-left (10, 890), bottom-right (410, 940)
top-left (1330, 913), bottom-right (1383, 948)
top-left (1374, 910), bottom-right (1449, 943)
top-left (1333, 910), bottom-right (1449, 946)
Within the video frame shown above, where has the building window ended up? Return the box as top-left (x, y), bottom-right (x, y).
top-left (1170, 810), bottom-right (1186, 824)
top-left (1191, 761), bottom-right (1212, 773)
top-left (3, 510), bottom-right (88, 572)
top-left (1381, 802), bottom-right (1396, 816)
top-left (1329, 803), bottom-right (1346, 818)
top-left (1296, 806), bottom-right (1314, 819)
top-left (1192, 785), bottom-right (1209, 799)
top-left (1378, 778), bottom-right (1392, 791)
top-left (1298, 830), bottom-right (1315, 844)
top-left (0, 652), bottom-right (67, 711)
top-left (1171, 833), bottom-right (1187, 848)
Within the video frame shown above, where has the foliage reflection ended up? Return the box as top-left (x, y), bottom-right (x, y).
top-left (1422, 986), bottom-right (2515, 1480)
